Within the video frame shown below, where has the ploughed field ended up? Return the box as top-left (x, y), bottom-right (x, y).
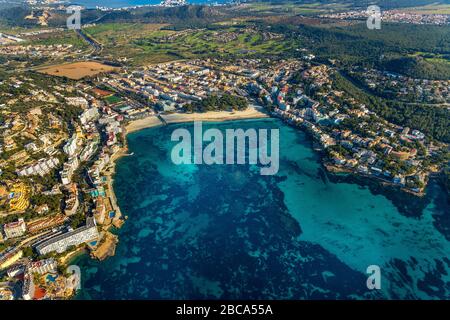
top-left (37, 61), bottom-right (117, 80)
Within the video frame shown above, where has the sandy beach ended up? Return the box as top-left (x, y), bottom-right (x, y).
top-left (125, 116), bottom-right (163, 133)
top-left (59, 247), bottom-right (87, 266)
top-left (109, 107), bottom-right (269, 220)
top-left (125, 105), bottom-right (269, 134)
top-left (161, 105), bottom-right (269, 125)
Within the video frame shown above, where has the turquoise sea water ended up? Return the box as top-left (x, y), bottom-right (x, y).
top-left (74, 119), bottom-right (450, 299)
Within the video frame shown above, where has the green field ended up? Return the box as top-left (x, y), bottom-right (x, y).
top-left (84, 23), bottom-right (300, 66)
top-left (0, 25), bottom-right (88, 49)
top-left (84, 23), bottom-right (176, 64)
top-left (104, 95), bottom-right (123, 104)
top-left (403, 3), bottom-right (450, 14)
top-left (25, 29), bottom-right (88, 49)
top-left (410, 52), bottom-right (450, 65)
top-left (0, 25), bottom-right (46, 35)
top-left (236, 1), bottom-right (350, 15)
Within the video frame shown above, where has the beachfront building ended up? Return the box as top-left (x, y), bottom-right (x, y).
top-left (3, 218), bottom-right (27, 238)
top-left (79, 140), bottom-right (98, 162)
top-left (87, 150), bottom-right (110, 186)
top-left (93, 198), bottom-right (106, 225)
top-left (34, 217), bottom-right (99, 255)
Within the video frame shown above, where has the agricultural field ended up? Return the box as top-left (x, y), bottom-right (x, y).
top-left (36, 61), bottom-right (118, 80)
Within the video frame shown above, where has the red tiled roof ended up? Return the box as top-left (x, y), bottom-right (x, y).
top-left (34, 287), bottom-right (46, 300)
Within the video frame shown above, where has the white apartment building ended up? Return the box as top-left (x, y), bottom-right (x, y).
top-left (63, 134), bottom-right (78, 157)
top-left (22, 271), bottom-right (35, 300)
top-left (17, 157), bottom-right (59, 177)
top-left (79, 107), bottom-right (99, 125)
top-left (3, 218), bottom-right (27, 238)
top-left (28, 258), bottom-right (57, 275)
top-left (35, 218), bottom-right (99, 255)
top-left (61, 157), bottom-right (80, 185)
top-left (65, 97), bottom-right (88, 108)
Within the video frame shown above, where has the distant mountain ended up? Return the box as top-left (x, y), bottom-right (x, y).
top-left (96, 5), bottom-right (224, 24)
top-left (1, 0), bottom-right (450, 28)
top-left (143, 5), bottom-right (223, 20)
top-left (0, 5), bottom-right (33, 26)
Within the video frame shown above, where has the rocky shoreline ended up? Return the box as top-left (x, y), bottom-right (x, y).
top-left (323, 164), bottom-right (432, 218)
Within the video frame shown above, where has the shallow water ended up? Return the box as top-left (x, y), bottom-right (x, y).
top-left (75, 119), bottom-right (450, 300)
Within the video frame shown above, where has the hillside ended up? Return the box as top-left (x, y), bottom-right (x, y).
top-left (383, 56), bottom-right (450, 80)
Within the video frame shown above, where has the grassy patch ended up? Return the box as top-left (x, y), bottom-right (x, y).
top-left (104, 95), bottom-right (123, 104)
top-left (84, 23), bottom-right (299, 66)
top-left (403, 4), bottom-right (450, 14)
top-left (25, 29), bottom-right (88, 49)
top-left (237, 1), bottom-right (349, 15)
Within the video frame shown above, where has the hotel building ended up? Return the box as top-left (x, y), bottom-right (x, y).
top-left (34, 217), bottom-right (99, 255)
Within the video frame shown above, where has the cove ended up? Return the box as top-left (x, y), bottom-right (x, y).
top-left (74, 118), bottom-right (450, 300)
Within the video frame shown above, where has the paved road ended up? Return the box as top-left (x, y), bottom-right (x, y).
top-left (75, 29), bottom-right (102, 54)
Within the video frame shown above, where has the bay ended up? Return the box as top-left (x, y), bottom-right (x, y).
top-left (74, 119), bottom-right (450, 300)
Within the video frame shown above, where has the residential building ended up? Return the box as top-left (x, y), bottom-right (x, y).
top-left (22, 271), bottom-right (35, 300)
top-left (3, 218), bottom-right (27, 238)
top-left (79, 107), bottom-right (99, 125)
top-left (34, 217), bottom-right (99, 255)
top-left (28, 258), bottom-right (57, 275)
top-left (63, 134), bottom-right (78, 157)
top-left (60, 157), bottom-right (79, 185)
top-left (64, 190), bottom-right (79, 216)
top-left (0, 249), bottom-right (23, 270)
